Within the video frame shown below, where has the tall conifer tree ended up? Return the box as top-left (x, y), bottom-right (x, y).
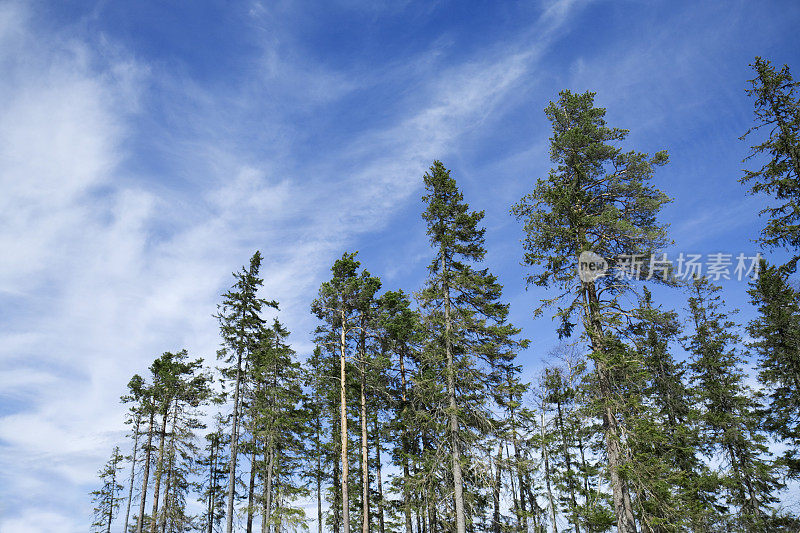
top-left (419, 160), bottom-right (523, 533)
top-left (747, 260), bottom-right (800, 476)
top-left (512, 89), bottom-right (672, 533)
top-left (741, 57), bottom-right (800, 267)
top-left (216, 251), bottom-right (278, 533)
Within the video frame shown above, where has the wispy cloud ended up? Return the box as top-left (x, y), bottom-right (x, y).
top-left (0, 1), bottom-right (589, 531)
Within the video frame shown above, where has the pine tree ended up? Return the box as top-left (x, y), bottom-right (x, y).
top-left (377, 290), bottom-right (421, 533)
top-left (91, 446), bottom-right (125, 533)
top-left (312, 252), bottom-right (369, 533)
top-left (216, 251), bottom-right (277, 533)
top-left (512, 90), bottom-right (672, 533)
top-left (741, 57), bottom-right (800, 267)
top-left (419, 160), bottom-right (523, 533)
top-left (747, 260), bottom-right (800, 477)
top-left (135, 377), bottom-right (157, 533)
top-left (684, 276), bottom-right (784, 531)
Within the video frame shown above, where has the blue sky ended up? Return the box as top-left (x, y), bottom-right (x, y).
top-left (1, 0), bottom-right (799, 531)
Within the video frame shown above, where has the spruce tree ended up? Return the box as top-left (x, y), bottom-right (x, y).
top-left (747, 260), bottom-right (800, 476)
top-left (512, 90), bottom-right (672, 533)
top-left (251, 318), bottom-right (310, 532)
top-left (627, 289), bottom-right (715, 531)
top-left (419, 160), bottom-right (523, 533)
top-left (216, 251), bottom-right (277, 533)
top-left (741, 57), bottom-right (800, 267)
top-left (91, 446), bottom-right (125, 533)
top-left (684, 276), bottom-right (784, 531)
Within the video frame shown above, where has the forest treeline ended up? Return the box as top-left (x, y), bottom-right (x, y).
top-left (90, 58), bottom-right (800, 533)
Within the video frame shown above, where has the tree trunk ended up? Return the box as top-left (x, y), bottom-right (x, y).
top-left (264, 443), bottom-right (275, 533)
top-left (339, 314), bottom-right (351, 533)
top-left (150, 407), bottom-right (170, 533)
top-left (374, 412), bottom-right (385, 533)
top-left (333, 417), bottom-right (341, 533)
top-left (124, 413), bottom-right (142, 533)
top-left (226, 350), bottom-right (245, 533)
top-left (107, 458), bottom-right (117, 533)
top-left (555, 394), bottom-right (580, 533)
top-left (442, 253), bottom-right (466, 533)
top-left (399, 348), bottom-right (413, 533)
top-left (359, 323), bottom-right (370, 533)
top-left (492, 446), bottom-right (502, 533)
top-left (583, 281), bottom-right (637, 533)
top-left (136, 409), bottom-right (155, 533)
top-left (541, 410), bottom-right (557, 533)
top-left (208, 437), bottom-right (218, 533)
top-left (247, 441), bottom-right (258, 533)
top-left (317, 431), bottom-right (323, 533)
top-left (161, 398), bottom-right (180, 533)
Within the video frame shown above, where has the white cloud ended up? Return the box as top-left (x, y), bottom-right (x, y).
top-left (0, 1), bottom-right (588, 531)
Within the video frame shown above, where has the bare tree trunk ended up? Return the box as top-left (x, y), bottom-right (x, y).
top-left (374, 412), bottom-right (385, 533)
top-left (124, 413), bottom-right (142, 533)
top-left (339, 315), bottom-right (351, 533)
top-left (136, 410), bottom-right (155, 533)
top-left (492, 446), bottom-right (502, 533)
top-left (317, 438), bottom-right (323, 533)
top-left (333, 418), bottom-right (341, 533)
top-left (442, 253), bottom-right (466, 533)
top-left (263, 441), bottom-right (274, 533)
top-left (398, 347), bottom-right (413, 533)
top-left (150, 407), bottom-right (170, 533)
top-left (359, 325), bottom-right (370, 533)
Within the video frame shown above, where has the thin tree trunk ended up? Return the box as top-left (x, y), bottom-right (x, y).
top-left (399, 347), bottom-right (413, 533)
top-left (512, 428), bottom-right (528, 532)
top-left (161, 398), bottom-right (180, 533)
top-left (374, 412), bottom-right (385, 533)
top-left (541, 410), bottom-right (557, 533)
top-left (264, 444), bottom-right (275, 533)
top-left (442, 253), bottom-right (466, 533)
top-left (107, 457), bottom-right (118, 533)
top-left (339, 314), bottom-right (351, 533)
top-left (577, 429), bottom-right (591, 532)
top-left (124, 413), bottom-right (142, 533)
top-left (333, 416), bottom-right (341, 533)
top-left (136, 409), bottom-right (155, 533)
top-left (493, 446), bottom-right (502, 533)
top-left (317, 431), bottom-right (323, 533)
top-left (150, 407), bottom-right (170, 533)
top-left (247, 441), bottom-right (258, 533)
top-left (208, 437), bottom-right (218, 533)
top-left (555, 394), bottom-right (580, 533)
top-left (359, 323), bottom-right (370, 533)
top-left (226, 350), bottom-right (245, 533)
